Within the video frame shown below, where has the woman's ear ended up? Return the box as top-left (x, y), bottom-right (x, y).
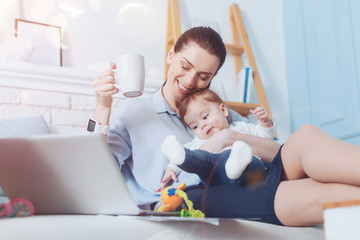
top-left (219, 103), bottom-right (229, 118)
top-left (166, 47), bottom-right (175, 64)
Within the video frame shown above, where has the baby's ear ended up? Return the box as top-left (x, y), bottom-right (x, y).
top-left (219, 103), bottom-right (229, 117)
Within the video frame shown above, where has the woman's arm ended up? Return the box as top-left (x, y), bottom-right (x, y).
top-left (231, 121), bottom-right (275, 139)
top-left (93, 64), bottom-right (119, 140)
top-left (200, 129), bottom-right (281, 163)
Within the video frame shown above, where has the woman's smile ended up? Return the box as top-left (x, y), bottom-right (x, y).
top-left (177, 79), bottom-right (191, 94)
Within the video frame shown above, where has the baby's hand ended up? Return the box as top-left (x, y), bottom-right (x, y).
top-left (155, 167), bottom-right (178, 192)
top-left (250, 107), bottom-right (273, 128)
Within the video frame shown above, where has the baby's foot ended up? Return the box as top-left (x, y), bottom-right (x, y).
top-left (161, 135), bottom-right (185, 165)
top-left (225, 141), bottom-right (253, 179)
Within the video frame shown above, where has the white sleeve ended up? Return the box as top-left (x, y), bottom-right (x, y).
top-left (231, 121), bottom-right (275, 139)
top-left (165, 162), bottom-right (182, 175)
top-left (256, 123), bottom-right (276, 139)
top-left (184, 137), bottom-right (204, 150)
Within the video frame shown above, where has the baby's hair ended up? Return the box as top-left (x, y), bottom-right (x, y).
top-left (179, 89), bottom-right (230, 122)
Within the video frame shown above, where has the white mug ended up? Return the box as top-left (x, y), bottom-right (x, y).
top-left (112, 53), bottom-right (145, 98)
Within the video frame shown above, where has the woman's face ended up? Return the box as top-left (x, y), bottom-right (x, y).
top-left (164, 42), bottom-right (220, 104)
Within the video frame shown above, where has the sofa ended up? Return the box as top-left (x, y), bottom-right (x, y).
top-left (0, 115), bottom-right (325, 240)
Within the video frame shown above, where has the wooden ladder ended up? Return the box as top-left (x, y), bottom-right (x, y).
top-left (164, 0), bottom-right (273, 122)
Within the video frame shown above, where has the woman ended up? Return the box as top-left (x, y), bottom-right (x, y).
top-left (93, 26), bottom-right (247, 207)
top-left (94, 26), bottom-right (360, 226)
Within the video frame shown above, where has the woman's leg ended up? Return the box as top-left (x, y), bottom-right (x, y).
top-left (281, 124), bottom-right (360, 185)
top-left (274, 178), bottom-right (360, 226)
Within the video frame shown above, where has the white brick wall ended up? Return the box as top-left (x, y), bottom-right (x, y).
top-left (0, 103), bottom-right (52, 122)
top-left (0, 62), bottom-right (158, 129)
top-left (52, 109), bottom-right (93, 127)
top-left (71, 95), bottom-right (96, 111)
top-left (0, 88), bottom-right (21, 104)
top-left (22, 90), bottom-right (71, 109)
top-left (0, 87), bottom-right (95, 127)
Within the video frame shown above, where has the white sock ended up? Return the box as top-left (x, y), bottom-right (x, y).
top-left (225, 141), bottom-right (253, 180)
top-left (161, 135), bottom-right (186, 165)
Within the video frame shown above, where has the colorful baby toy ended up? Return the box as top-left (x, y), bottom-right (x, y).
top-left (155, 183), bottom-right (205, 218)
top-left (0, 198), bottom-right (34, 218)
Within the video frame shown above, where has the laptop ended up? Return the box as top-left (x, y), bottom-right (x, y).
top-left (0, 133), bottom-right (175, 216)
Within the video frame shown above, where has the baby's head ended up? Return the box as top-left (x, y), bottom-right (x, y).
top-left (179, 89), bottom-right (230, 140)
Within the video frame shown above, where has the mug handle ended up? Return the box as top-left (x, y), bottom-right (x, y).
top-left (109, 69), bottom-right (120, 90)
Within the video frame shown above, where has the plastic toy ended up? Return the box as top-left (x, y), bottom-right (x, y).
top-left (155, 183), bottom-right (205, 218)
top-left (0, 198), bottom-right (34, 218)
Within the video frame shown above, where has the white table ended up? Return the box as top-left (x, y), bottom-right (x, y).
top-left (0, 215), bottom-right (324, 240)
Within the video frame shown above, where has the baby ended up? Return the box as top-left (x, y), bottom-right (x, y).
top-left (161, 89), bottom-right (275, 186)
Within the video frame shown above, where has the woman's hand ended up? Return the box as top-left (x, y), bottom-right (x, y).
top-left (93, 64), bottom-right (119, 125)
top-left (94, 63), bottom-right (119, 107)
top-left (199, 128), bottom-right (239, 153)
top-left (155, 167), bottom-right (178, 192)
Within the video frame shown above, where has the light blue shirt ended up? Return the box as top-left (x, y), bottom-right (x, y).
top-left (107, 87), bottom-right (248, 206)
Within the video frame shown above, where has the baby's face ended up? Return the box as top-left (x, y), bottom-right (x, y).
top-left (184, 98), bottom-right (230, 140)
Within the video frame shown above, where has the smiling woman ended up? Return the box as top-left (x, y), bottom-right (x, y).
top-left (90, 24), bottom-right (360, 228)
top-left (92, 26), bottom-right (239, 208)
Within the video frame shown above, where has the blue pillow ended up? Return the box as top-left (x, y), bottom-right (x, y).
top-left (0, 115), bottom-right (50, 197)
top-left (0, 115), bottom-right (49, 138)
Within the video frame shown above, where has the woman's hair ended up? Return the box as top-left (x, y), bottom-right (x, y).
top-left (174, 26), bottom-right (227, 72)
top-left (179, 89), bottom-right (229, 121)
